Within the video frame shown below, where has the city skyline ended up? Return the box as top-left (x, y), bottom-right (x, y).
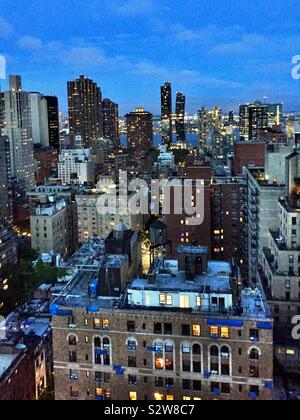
top-left (1, 0), bottom-right (300, 114)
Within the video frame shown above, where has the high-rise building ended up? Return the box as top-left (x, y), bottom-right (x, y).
top-left (0, 136), bottom-right (12, 224)
top-left (29, 93), bottom-right (49, 147)
top-left (44, 96), bottom-right (60, 150)
top-left (161, 82), bottom-right (172, 147)
top-left (239, 102), bottom-right (268, 141)
top-left (175, 92), bottom-right (186, 143)
top-left (266, 103), bottom-right (283, 127)
top-left (58, 149), bottom-right (95, 185)
top-left (126, 108), bottom-right (153, 155)
top-left (0, 76), bottom-right (35, 189)
top-left (259, 148), bottom-right (300, 373)
top-left (102, 98), bottom-right (119, 146)
top-left (228, 110), bottom-right (234, 126)
top-left (198, 107), bottom-right (222, 148)
top-left (68, 75), bottom-right (103, 148)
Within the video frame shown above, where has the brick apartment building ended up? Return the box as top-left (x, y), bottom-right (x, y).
top-left (52, 243), bottom-right (273, 401)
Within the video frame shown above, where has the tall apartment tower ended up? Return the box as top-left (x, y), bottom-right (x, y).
top-left (161, 82), bottom-right (172, 147)
top-left (29, 93), bottom-right (49, 147)
top-left (0, 136), bottom-right (12, 225)
top-left (126, 108), bottom-right (153, 156)
top-left (176, 92), bottom-right (186, 143)
top-left (68, 75), bottom-right (103, 148)
top-left (239, 102), bottom-right (268, 141)
top-left (102, 98), bottom-right (119, 146)
top-left (198, 107), bottom-right (222, 148)
top-left (44, 96), bottom-right (60, 150)
top-left (1, 76), bottom-right (35, 190)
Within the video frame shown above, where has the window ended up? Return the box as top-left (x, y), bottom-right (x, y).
top-left (166, 395), bottom-right (174, 401)
top-left (180, 296), bottom-right (190, 309)
top-left (164, 323), bottom-right (172, 335)
top-left (193, 361), bottom-right (201, 373)
top-left (154, 393), bottom-right (164, 401)
top-left (221, 364), bottom-right (230, 376)
top-left (221, 383), bottom-right (230, 394)
top-left (182, 360), bottom-right (191, 372)
top-left (193, 325), bottom-right (201, 337)
top-left (129, 392), bottom-right (137, 401)
top-left (193, 381), bottom-right (202, 391)
top-left (70, 370), bottom-right (78, 381)
top-left (165, 342), bottom-right (174, 353)
top-left (160, 294), bottom-right (173, 306)
top-left (193, 344), bottom-right (201, 355)
top-left (210, 326), bottom-right (219, 338)
top-left (196, 296), bottom-right (202, 308)
top-left (221, 346), bottom-right (230, 359)
top-left (165, 358), bottom-right (174, 371)
top-left (129, 376), bottom-right (137, 385)
top-left (154, 323), bottom-right (162, 334)
top-left (128, 340), bottom-right (137, 352)
top-left (210, 346), bottom-right (219, 357)
top-left (102, 319), bottom-right (110, 331)
top-left (128, 357), bottom-right (137, 368)
top-left (221, 327), bottom-right (229, 339)
top-left (155, 358), bottom-right (164, 370)
top-left (250, 366), bottom-right (259, 378)
top-left (182, 343), bottom-right (191, 354)
top-left (94, 337), bottom-right (101, 348)
top-left (210, 363), bottom-right (219, 375)
top-left (182, 325), bottom-right (191, 336)
top-left (249, 348), bottom-right (260, 360)
top-left (250, 329), bottom-right (259, 342)
top-left (155, 377), bottom-right (164, 388)
top-left (94, 319), bottom-right (101, 330)
top-left (68, 335), bottom-right (77, 346)
top-left (250, 385), bottom-right (259, 397)
top-left (127, 321), bottom-right (136, 332)
top-left (69, 351), bottom-right (77, 363)
top-left (183, 380), bottom-right (191, 390)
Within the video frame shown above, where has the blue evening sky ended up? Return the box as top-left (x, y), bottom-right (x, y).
top-left (0, 0), bottom-right (300, 115)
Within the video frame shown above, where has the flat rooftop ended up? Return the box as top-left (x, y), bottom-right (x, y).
top-left (131, 260), bottom-right (231, 294)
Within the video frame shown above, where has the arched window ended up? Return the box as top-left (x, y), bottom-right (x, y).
top-left (193, 344), bottom-right (201, 355)
top-left (68, 335), bottom-right (77, 346)
top-left (94, 337), bottom-right (101, 348)
top-left (182, 343), bottom-right (191, 354)
top-left (210, 345), bottom-right (219, 357)
top-left (221, 346), bottom-right (230, 359)
top-left (103, 338), bottom-right (111, 366)
top-left (165, 341), bottom-right (174, 354)
top-left (249, 348), bottom-right (260, 361)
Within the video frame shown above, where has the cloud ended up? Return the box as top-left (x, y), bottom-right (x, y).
top-left (61, 47), bottom-right (107, 69)
top-left (110, 0), bottom-right (157, 16)
top-left (0, 16), bottom-right (13, 38)
top-left (212, 34), bottom-right (267, 55)
top-left (18, 36), bottom-right (43, 50)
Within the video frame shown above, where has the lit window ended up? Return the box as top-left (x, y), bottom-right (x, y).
top-left (155, 358), bottom-right (164, 370)
top-left (210, 327), bottom-right (219, 337)
top-left (102, 319), bottom-right (110, 331)
top-left (166, 395), bottom-right (174, 401)
top-left (180, 296), bottom-right (190, 309)
top-left (193, 325), bottom-right (201, 337)
top-left (286, 349), bottom-right (295, 356)
top-left (94, 319), bottom-right (101, 330)
top-left (196, 297), bottom-right (202, 308)
top-left (160, 295), bottom-right (166, 305)
top-left (183, 396), bottom-right (192, 401)
top-left (221, 328), bottom-right (229, 339)
top-left (129, 392), bottom-right (138, 401)
top-left (166, 295), bottom-right (173, 306)
top-left (154, 393), bottom-right (164, 401)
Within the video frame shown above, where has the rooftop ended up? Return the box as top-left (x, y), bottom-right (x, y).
top-left (131, 260), bottom-right (231, 294)
top-left (0, 353), bottom-right (18, 378)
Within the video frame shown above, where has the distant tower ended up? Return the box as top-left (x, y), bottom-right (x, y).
top-left (102, 98), bottom-right (119, 147)
top-left (126, 108), bottom-right (153, 156)
top-left (176, 92), bottom-right (186, 143)
top-left (68, 75), bottom-right (103, 148)
top-left (161, 82), bottom-right (172, 147)
top-left (44, 96), bottom-right (60, 150)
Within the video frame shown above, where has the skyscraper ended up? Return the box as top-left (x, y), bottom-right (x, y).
top-left (175, 92), bottom-right (186, 143)
top-left (44, 96), bottom-right (60, 150)
top-left (102, 98), bottom-right (119, 146)
top-left (0, 76), bottom-right (35, 189)
top-left (0, 136), bottom-right (12, 225)
top-left (239, 102), bottom-right (268, 141)
top-left (126, 108), bottom-right (153, 155)
top-left (161, 82), bottom-right (172, 147)
top-left (29, 93), bottom-right (49, 147)
top-left (68, 75), bottom-right (103, 148)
